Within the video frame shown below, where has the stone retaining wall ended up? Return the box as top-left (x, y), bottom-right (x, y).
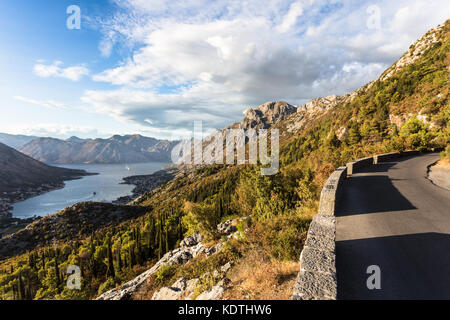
top-left (345, 156), bottom-right (373, 175)
top-left (293, 167), bottom-right (346, 300)
top-left (292, 149), bottom-right (425, 300)
top-left (373, 152), bottom-right (400, 164)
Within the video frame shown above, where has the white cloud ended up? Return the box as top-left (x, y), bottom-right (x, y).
top-left (13, 96), bottom-right (72, 110)
top-left (33, 61), bottom-right (89, 81)
top-left (81, 0), bottom-right (450, 134)
top-left (276, 1), bottom-right (303, 33)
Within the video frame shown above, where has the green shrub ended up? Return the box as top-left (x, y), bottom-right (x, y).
top-left (97, 277), bottom-right (115, 295)
top-left (155, 264), bottom-right (177, 285)
top-left (182, 202), bottom-right (220, 240)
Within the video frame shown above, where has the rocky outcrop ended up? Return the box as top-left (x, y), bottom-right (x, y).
top-left (196, 283), bottom-right (228, 300)
top-left (97, 233), bottom-right (207, 300)
top-left (217, 219), bottom-right (238, 235)
top-left (389, 110), bottom-right (438, 131)
top-left (285, 81), bottom-right (374, 135)
top-left (152, 263), bottom-right (234, 300)
top-left (240, 101), bottom-right (297, 130)
top-left (381, 22), bottom-right (446, 81)
top-left (286, 94), bottom-right (347, 133)
top-left (152, 277), bottom-right (199, 300)
top-left (98, 218), bottom-right (244, 300)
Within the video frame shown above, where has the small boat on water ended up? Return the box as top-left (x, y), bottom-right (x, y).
top-left (125, 165), bottom-right (131, 171)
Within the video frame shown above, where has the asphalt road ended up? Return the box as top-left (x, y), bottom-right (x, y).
top-left (336, 153), bottom-right (450, 299)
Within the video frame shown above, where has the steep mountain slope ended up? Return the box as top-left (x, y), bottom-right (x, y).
top-left (0, 142), bottom-right (89, 193)
top-left (0, 20), bottom-right (448, 301)
top-left (0, 133), bottom-right (39, 149)
top-left (19, 134), bottom-right (179, 164)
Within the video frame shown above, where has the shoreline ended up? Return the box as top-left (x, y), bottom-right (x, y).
top-left (0, 172), bottom-right (96, 237)
top-left (1, 165), bottom-right (177, 238)
top-left (113, 166), bottom-right (178, 204)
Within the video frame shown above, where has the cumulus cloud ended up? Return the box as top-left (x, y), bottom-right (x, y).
top-left (81, 0), bottom-right (450, 135)
top-left (33, 61), bottom-right (89, 81)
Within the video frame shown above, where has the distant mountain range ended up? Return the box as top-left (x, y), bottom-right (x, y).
top-left (0, 142), bottom-right (89, 194)
top-left (17, 134), bottom-right (179, 164)
top-left (0, 133), bottom-right (39, 149)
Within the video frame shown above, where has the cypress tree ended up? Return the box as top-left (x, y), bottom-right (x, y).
top-left (158, 215), bottom-right (163, 260)
top-left (18, 275), bottom-right (25, 300)
top-left (107, 236), bottom-right (115, 279)
top-left (55, 256), bottom-right (61, 287)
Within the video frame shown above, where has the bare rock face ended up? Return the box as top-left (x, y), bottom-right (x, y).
top-left (389, 110), bottom-right (435, 130)
top-left (286, 94), bottom-right (347, 133)
top-left (196, 285), bottom-right (227, 300)
top-left (180, 233), bottom-right (204, 247)
top-left (381, 23), bottom-right (445, 81)
top-left (240, 101), bottom-right (297, 130)
top-left (336, 126), bottom-right (348, 142)
top-left (152, 277), bottom-right (199, 300)
top-left (217, 219), bottom-right (238, 235)
top-left (297, 95), bottom-right (344, 115)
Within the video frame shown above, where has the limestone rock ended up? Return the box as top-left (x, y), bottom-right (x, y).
top-left (180, 233), bottom-right (204, 247)
top-left (217, 220), bottom-right (237, 235)
top-left (240, 101), bottom-right (297, 130)
top-left (381, 23), bottom-right (445, 81)
top-left (97, 233), bottom-right (204, 300)
top-left (152, 277), bottom-right (200, 300)
top-left (196, 285), bottom-right (227, 300)
top-left (336, 126), bottom-right (348, 142)
top-left (220, 261), bottom-right (234, 274)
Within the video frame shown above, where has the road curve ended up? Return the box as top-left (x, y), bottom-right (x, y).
top-left (336, 153), bottom-right (450, 299)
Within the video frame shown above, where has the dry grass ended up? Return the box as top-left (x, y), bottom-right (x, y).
top-left (222, 249), bottom-right (300, 300)
top-left (435, 158), bottom-right (450, 168)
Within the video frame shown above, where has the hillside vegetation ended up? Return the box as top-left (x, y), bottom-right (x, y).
top-left (0, 20), bottom-right (448, 300)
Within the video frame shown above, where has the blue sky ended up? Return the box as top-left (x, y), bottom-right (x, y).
top-left (0, 0), bottom-right (448, 140)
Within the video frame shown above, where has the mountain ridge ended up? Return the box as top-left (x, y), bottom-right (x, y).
top-left (19, 134), bottom-right (179, 164)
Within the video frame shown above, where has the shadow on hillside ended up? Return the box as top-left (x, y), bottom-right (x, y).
top-left (336, 232), bottom-right (450, 300)
top-left (337, 175), bottom-right (416, 216)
